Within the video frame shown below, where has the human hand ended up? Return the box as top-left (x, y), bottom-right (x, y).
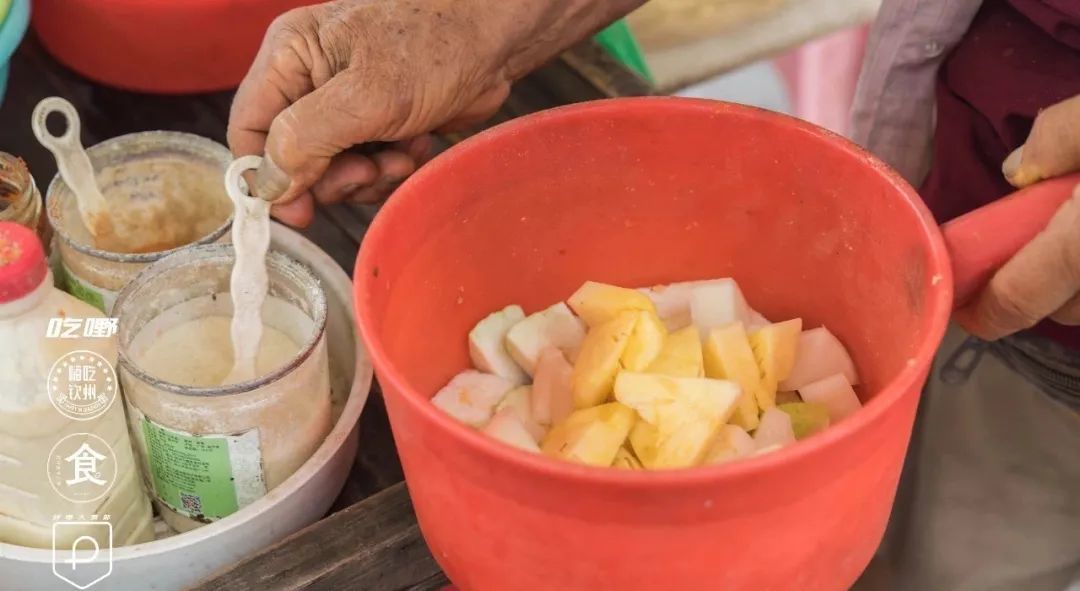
top-left (955, 95), bottom-right (1080, 339)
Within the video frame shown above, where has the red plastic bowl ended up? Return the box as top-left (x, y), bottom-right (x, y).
top-left (355, 97), bottom-right (955, 590)
top-left (32, 0), bottom-right (319, 93)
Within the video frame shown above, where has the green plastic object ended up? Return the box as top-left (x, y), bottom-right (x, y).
top-left (594, 19), bottom-right (652, 83)
top-left (0, 0), bottom-right (11, 25)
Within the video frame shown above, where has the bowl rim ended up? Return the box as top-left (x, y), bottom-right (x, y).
top-left (355, 96), bottom-right (953, 487)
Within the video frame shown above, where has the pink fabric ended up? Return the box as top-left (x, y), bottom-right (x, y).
top-left (773, 25), bottom-right (870, 136)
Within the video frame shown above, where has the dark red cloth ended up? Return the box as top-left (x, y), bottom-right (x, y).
top-left (921, 0), bottom-right (1080, 347)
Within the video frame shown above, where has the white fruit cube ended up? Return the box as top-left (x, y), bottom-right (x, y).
top-left (704, 424), bottom-right (756, 465)
top-left (531, 348), bottom-right (575, 427)
top-left (469, 305), bottom-right (528, 385)
top-left (780, 327), bottom-right (860, 391)
top-left (753, 407), bottom-right (796, 451)
top-left (690, 279), bottom-right (753, 338)
top-left (505, 302), bottom-right (586, 376)
top-left (797, 373), bottom-right (862, 422)
top-left (495, 385), bottom-right (546, 442)
top-left (482, 410), bottom-right (541, 453)
top-left (432, 370), bottom-right (514, 427)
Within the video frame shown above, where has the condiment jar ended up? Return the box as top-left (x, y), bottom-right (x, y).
top-left (46, 131), bottom-right (233, 314)
top-left (0, 152), bottom-right (48, 245)
top-left (114, 244), bottom-right (332, 533)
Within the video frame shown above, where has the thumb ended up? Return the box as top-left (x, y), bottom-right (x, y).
top-left (1003, 95), bottom-right (1080, 188)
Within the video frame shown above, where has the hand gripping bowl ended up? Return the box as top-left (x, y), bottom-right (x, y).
top-left (354, 97), bottom-right (1078, 590)
top-left (0, 223), bottom-right (373, 591)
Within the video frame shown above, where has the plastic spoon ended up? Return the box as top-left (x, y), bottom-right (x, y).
top-left (31, 96), bottom-right (113, 239)
top-left (943, 172), bottom-right (1080, 307)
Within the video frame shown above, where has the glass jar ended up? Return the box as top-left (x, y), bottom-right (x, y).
top-left (0, 151), bottom-right (49, 246)
top-left (114, 244), bottom-right (331, 533)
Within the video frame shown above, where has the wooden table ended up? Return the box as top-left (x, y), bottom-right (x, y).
top-left (0, 34), bottom-right (650, 590)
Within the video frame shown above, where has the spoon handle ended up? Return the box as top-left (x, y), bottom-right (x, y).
top-left (31, 97), bottom-right (112, 237)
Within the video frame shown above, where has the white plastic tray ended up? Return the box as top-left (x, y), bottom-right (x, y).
top-left (0, 223), bottom-right (373, 590)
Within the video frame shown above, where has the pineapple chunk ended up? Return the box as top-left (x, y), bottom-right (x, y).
top-left (753, 407), bottom-right (796, 451)
top-left (748, 318), bottom-right (803, 411)
top-left (703, 323), bottom-right (761, 430)
top-left (494, 386), bottom-right (546, 442)
top-left (690, 279), bottom-right (753, 337)
top-left (568, 281), bottom-right (656, 327)
top-left (614, 372), bottom-right (741, 469)
top-left (612, 445), bottom-right (644, 470)
top-left (797, 373), bottom-right (862, 422)
top-left (645, 325), bottom-right (704, 378)
top-left (628, 421), bottom-right (660, 467)
top-left (779, 327), bottom-right (860, 391)
top-left (532, 348), bottom-right (575, 427)
top-left (432, 370), bottom-right (514, 427)
top-left (621, 310), bottom-right (667, 371)
top-left (482, 410), bottom-right (541, 453)
top-left (541, 402), bottom-right (637, 467)
top-left (571, 311), bottom-right (638, 408)
top-left (704, 424), bottom-right (756, 465)
top-left (468, 305), bottom-right (528, 385)
top-left (778, 402), bottom-right (830, 440)
top-left (505, 303), bottom-right (586, 376)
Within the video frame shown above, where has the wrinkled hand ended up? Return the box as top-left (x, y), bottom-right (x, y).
top-left (955, 95), bottom-right (1080, 340)
top-left (227, 0), bottom-right (514, 226)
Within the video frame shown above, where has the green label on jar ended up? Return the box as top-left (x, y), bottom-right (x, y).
top-left (140, 416), bottom-right (266, 522)
top-left (56, 262), bottom-right (107, 313)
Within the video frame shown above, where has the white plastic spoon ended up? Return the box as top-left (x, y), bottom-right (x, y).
top-left (31, 96), bottom-right (113, 239)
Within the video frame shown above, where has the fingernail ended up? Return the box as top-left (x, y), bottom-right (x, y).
top-left (338, 183), bottom-right (361, 200)
top-left (1002, 146), bottom-right (1023, 180)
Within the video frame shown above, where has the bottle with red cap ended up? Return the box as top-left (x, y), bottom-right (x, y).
top-left (0, 221), bottom-right (153, 549)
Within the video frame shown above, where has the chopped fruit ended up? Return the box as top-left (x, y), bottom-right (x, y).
top-left (778, 402), bottom-right (831, 439)
top-left (753, 407), bottom-right (796, 451)
top-left (775, 390), bottom-right (802, 405)
top-left (495, 386), bottom-right (547, 442)
top-left (568, 281), bottom-right (656, 327)
top-left (571, 311), bottom-right (638, 408)
top-left (531, 348), bottom-right (575, 427)
top-left (748, 318), bottom-right (803, 410)
top-left (621, 310), bottom-right (667, 371)
top-left (703, 323), bottom-right (761, 430)
top-left (432, 370), bottom-right (514, 427)
top-left (690, 279), bottom-right (752, 338)
top-left (469, 305), bottom-right (528, 385)
top-left (638, 281), bottom-right (699, 331)
top-left (541, 402), bottom-right (637, 467)
top-left (614, 372), bottom-right (741, 469)
top-left (704, 424), bottom-right (756, 465)
top-left (753, 444), bottom-right (784, 457)
top-left (612, 446), bottom-right (644, 470)
top-left (506, 303), bottom-right (586, 376)
top-left (747, 309), bottom-right (772, 330)
top-left (645, 325), bottom-right (704, 378)
top-left (780, 327), bottom-right (859, 391)
top-left (628, 421), bottom-right (660, 466)
top-left (798, 374), bottom-right (862, 422)
top-left (482, 410), bottom-right (541, 453)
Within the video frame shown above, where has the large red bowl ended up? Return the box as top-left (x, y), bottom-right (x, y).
top-left (32, 0), bottom-right (318, 93)
top-left (355, 97), bottom-right (953, 590)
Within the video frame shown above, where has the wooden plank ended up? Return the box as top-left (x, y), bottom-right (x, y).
top-left (190, 482), bottom-right (448, 591)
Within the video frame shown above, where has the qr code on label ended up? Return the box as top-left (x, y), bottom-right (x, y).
top-left (180, 492), bottom-right (202, 514)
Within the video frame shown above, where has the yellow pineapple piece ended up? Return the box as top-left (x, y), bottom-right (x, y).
top-left (568, 281), bottom-right (657, 327)
top-left (703, 322), bottom-right (761, 430)
top-left (621, 310), bottom-right (667, 371)
top-left (571, 311), bottom-right (638, 408)
top-left (614, 372), bottom-right (741, 469)
top-left (541, 402), bottom-right (637, 467)
top-left (645, 325), bottom-right (704, 377)
top-left (612, 445), bottom-right (644, 470)
top-left (628, 421), bottom-right (660, 467)
top-left (749, 318), bottom-right (803, 410)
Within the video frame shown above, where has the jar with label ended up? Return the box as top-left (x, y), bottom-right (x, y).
top-left (0, 222), bottom-right (154, 549)
top-left (0, 152), bottom-right (49, 246)
top-left (114, 244), bottom-right (332, 532)
top-left (46, 131), bottom-right (233, 314)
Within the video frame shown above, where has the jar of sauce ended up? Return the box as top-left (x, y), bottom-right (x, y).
top-left (0, 152), bottom-right (49, 247)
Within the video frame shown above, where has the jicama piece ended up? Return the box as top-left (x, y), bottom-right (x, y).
top-left (690, 279), bottom-right (753, 337)
top-left (753, 407), bottom-right (796, 451)
top-left (432, 370), bottom-right (515, 427)
top-left (780, 327), bottom-right (859, 391)
top-left (494, 385), bottom-right (547, 442)
top-left (506, 302), bottom-right (587, 376)
top-left (469, 305), bottom-right (528, 385)
top-left (532, 347), bottom-right (575, 427)
top-left (704, 424), bottom-right (756, 465)
top-left (798, 373), bottom-right (862, 422)
top-left (482, 409), bottom-right (541, 453)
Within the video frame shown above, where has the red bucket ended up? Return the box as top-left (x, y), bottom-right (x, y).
top-left (354, 97), bottom-right (1071, 590)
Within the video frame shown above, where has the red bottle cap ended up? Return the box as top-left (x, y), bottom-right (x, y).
top-left (0, 222), bottom-right (48, 303)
